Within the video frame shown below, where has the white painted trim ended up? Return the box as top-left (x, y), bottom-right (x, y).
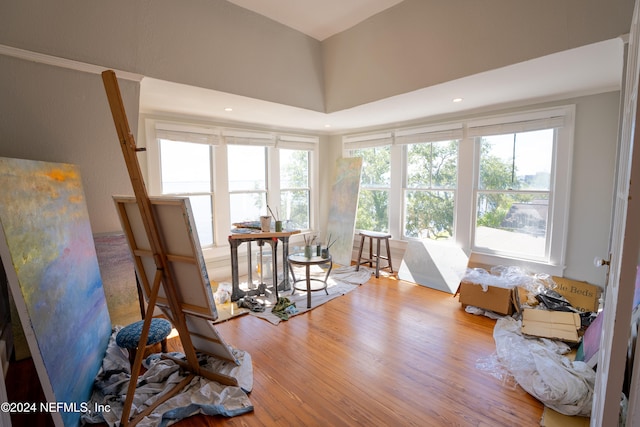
top-left (593, 1), bottom-right (640, 424)
top-left (0, 44), bottom-right (143, 82)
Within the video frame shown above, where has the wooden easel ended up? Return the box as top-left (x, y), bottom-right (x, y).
top-left (101, 70), bottom-right (240, 426)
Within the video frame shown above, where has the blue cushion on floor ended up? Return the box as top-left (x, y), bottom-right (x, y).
top-left (116, 318), bottom-right (172, 349)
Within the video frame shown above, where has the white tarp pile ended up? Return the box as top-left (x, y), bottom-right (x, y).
top-left (493, 316), bottom-right (595, 416)
top-left (82, 329), bottom-right (253, 426)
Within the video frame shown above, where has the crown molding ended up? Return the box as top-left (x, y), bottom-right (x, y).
top-left (0, 44), bottom-right (143, 82)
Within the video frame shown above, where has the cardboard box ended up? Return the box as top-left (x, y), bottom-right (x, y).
top-left (552, 276), bottom-right (601, 313)
top-left (540, 407), bottom-right (590, 427)
top-left (458, 281), bottom-right (516, 316)
top-left (521, 308), bottom-right (582, 342)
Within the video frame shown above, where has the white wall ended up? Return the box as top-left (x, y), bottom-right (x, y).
top-left (0, 56), bottom-right (138, 233)
top-left (322, 0), bottom-right (633, 112)
top-left (564, 91), bottom-right (620, 284)
top-left (0, 0), bottom-right (632, 115)
top-left (0, 0), bottom-right (325, 112)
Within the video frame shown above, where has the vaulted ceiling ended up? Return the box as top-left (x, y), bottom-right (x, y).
top-left (139, 1), bottom-right (624, 134)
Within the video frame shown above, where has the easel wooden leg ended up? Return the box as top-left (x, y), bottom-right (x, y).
top-left (121, 269), bottom-right (163, 426)
top-left (130, 374), bottom-right (196, 426)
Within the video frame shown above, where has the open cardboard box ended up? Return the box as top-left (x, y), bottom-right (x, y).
top-left (457, 259), bottom-right (602, 317)
top-left (457, 281), bottom-right (518, 316)
top-left (521, 308), bottom-right (582, 342)
top-left (540, 407), bottom-right (590, 427)
top-left (456, 261), bottom-right (524, 316)
top-left (551, 276), bottom-right (601, 313)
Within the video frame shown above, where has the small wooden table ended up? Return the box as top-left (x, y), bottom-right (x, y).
top-left (288, 254), bottom-right (333, 309)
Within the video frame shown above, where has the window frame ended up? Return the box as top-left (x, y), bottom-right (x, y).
top-left (146, 121), bottom-right (219, 253)
top-left (341, 105), bottom-right (574, 275)
top-left (467, 106), bottom-right (574, 272)
top-left (278, 146), bottom-right (312, 231)
top-left (144, 117), bottom-right (319, 260)
top-left (346, 141), bottom-right (392, 233)
top-left (226, 143), bottom-right (269, 225)
top-left (401, 139), bottom-right (460, 240)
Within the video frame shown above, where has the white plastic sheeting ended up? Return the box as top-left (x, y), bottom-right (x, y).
top-left (82, 329), bottom-right (253, 426)
top-left (493, 317), bottom-right (595, 416)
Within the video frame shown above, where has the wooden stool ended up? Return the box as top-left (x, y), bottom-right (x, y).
top-left (355, 231), bottom-right (393, 278)
top-left (115, 318), bottom-right (172, 366)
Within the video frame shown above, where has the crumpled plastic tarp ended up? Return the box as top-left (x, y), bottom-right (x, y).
top-left (493, 317), bottom-right (595, 417)
top-left (82, 328), bottom-right (253, 427)
top-left (462, 266), bottom-right (555, 296)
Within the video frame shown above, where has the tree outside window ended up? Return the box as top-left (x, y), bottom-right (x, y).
top-left (351, 146), bottom-right (390, 232)
top-left (475, 129), bottom-right (553, 258)
top-left (403, 140), bottom-right (458, 239)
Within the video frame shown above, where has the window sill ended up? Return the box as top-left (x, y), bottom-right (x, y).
top-left (469, 252), bottom-right (565, 276)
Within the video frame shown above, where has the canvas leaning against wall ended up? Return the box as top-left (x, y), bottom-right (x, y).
top-left (325, 157), bottom-right (363, 267)
top-left (0, 157), bottom-right (112, 427)
top-left (94, 232), bottom-right (141, 326)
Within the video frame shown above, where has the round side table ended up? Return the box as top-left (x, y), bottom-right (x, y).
top-left (287, 254), bottom-right (333, 308)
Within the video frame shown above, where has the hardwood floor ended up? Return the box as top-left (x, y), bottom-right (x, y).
top-left (7, 273), bottom-right (544, 426)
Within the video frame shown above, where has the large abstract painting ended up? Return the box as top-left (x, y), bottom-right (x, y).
top-left (0, 157), bottom-right (111, 427)
top-left (325, 157), bottom-right (363, 267)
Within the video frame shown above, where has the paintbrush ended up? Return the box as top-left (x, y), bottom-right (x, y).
top-left (266, 204), bottom-right (278, 221)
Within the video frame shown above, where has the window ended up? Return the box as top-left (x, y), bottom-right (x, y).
top-left (146, 119), bottom-right (319, 255)
top-left (227, 144), bottom-right (267, 224)
top-left (343, 132), bottom-right (393, 233)
top-left (467, 106), bottom-right (574, 269)
top-left (279, 148), bottom-right (310, 230)
top-left (153, 125), bottom-right (218, 247)
top-left (342, 106), bottom-right (573, 273)
top-left (474, 130), bottom-right (553, 259)
top-left (350, 145), bottom-right (391, 232)
top-left (403, 140), bottom-right (458, 239)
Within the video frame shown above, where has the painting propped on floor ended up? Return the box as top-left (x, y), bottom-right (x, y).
top-left (94, 233), bottom-right (142, 327)
top-left (325, 157), bottom-right (363, 267)
top-left (398, 239), bottom-right (469, 294)
top-left (0, 157), bottom-right (112, 427)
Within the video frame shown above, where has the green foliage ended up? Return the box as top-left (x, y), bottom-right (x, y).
top-left (404, 141), bottom-right (457, 238)
top-left (476, 202), bottom-right (509, 228)
top-left (352, 138), bottom-right (527, 238)
top-left (353, 146), bottom-right (391, 232)
top-left (475, 138), bottom-right (524, 229)
top-left (404, 190), bottom-right (454, 238)
top-left (356, 189), bottom-right (389, 232)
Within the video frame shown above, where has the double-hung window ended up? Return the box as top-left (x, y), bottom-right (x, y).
top-left (396, 124), bottom-right (463, 240)
top-left (146, 120), bottom-right (319, 254)
top-left (468, 106), bottom-right (574, 268)
top-left (151, 123), bottom-right (218, 247)
top-left (341, 106), bottom-right (573, 273)
top-left (344, 133), bottom-right (393, 233)
top-left (226, 143), bottom-right (269, 224)
top-left (276, 135), bottom-right (317, 230)
top-left (279, 148), bottom-right (310, 230)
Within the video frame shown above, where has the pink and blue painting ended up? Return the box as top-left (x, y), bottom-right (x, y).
top-left (0, 157), bottom-right (111, 426)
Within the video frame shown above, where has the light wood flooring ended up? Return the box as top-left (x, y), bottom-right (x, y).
top-left (8, 273), bottom-right (544, 426)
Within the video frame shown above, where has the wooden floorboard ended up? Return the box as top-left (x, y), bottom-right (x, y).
top-left (169, 274), bottom-right (544, 426)
top-left (6, 273), bottom-right (544, 426)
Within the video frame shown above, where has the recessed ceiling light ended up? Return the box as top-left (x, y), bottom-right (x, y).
top-left (324, 124), bottom-right (332, 128)
top-left (452, 98), bottom-right (463, 103)
top-left (224, 107), bottom-right (233, 112)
